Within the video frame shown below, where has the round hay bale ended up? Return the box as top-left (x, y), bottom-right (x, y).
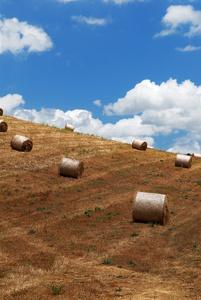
top-left (175, 154), bottom-right (192, 168)
top-left (192, 153), bottom-right (201, 159)
top-left (0, 108), bottom-right (3, 116)
top-left (59, 158), bottom-right (84, 178)
top-left (0, 120), bottom-right (8, 132)
top-left (132, 139), bottom-right (147, 151)
top-left (65, 123), bottom-right (74, 131)
top-left (11, 135), bottom-right (33, 152)
top-left (133, 192), bottom-right (169, 225)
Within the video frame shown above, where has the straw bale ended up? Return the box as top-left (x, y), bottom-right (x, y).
top-left (132, 139), bottom-right (147, 151)
top-left (133, 192), bottom-right (169, 225)
top-left (0, 120), bottom-right (8, 132)
top-left (11, 135), bottom-right (33, 152)
top-left (0, 108), bottom-right (3, 116)
top-left (175, 154), bottom-right (192, 168)
top-left (65, 123), bottom-right (74, 131)
top-left (59, 158), bottom-right (84, 178)
top-left (192, 153), bottom-right (201, 159)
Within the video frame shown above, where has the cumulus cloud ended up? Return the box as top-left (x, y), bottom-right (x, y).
top-left (103, 78), bottom-right (201, 150)
top-left (71, 16), bottom-right (108, 26)
top-left (104, 78), bottom-right (201, 117)
top-left (1, 77), bottom-right (201, 153)
top-left (155, 5), bottom-right (201, 38)
top-left (167, 133), bottom-right (201, 154)
top-left (93, 100), bottom-right (102, 107)
top-left (0, 92), bottom-right (155, 145)
top-left (176, 44), bottom-right (201, 52)
top-left (0, 94), bottom-right (25, 114)
top-left (0, 17), bottom-right (53, 55)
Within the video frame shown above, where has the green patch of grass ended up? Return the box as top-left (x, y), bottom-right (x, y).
top-left (84, 209), bottom-right (92, 217)
top-left (86, 244), bottom-right (96, 253)
top-left (192, 243), bottom-right (197, 250)
top-left (36, 207), bottom-right (47, 212)
top-left (56, 193), bottom-right (62, 197)
top-left (171, 211), bottom-right (176, 215)
top-left (130, 232), bottom-right (139, 237)
top-left (102, 257), bottom-right (112, 265)
top-left (168, 227), bottom-right (176, 231)
top-left (128, 260), bottom-right (137, 268)
top-left (195, 181), bottom-right (201, 186)
top-left (51, 284), bottom-right (63, 295)
top-left (61, 215), bottom-right (68, 219)
top-left (95, 206), bottom-right (101, 211)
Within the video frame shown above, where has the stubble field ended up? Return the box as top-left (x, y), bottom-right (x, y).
top-left (0, 116), bottom-right (201, 299)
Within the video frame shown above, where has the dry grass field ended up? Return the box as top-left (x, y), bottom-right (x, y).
top-left (0, 115), bottom-right (201, 299)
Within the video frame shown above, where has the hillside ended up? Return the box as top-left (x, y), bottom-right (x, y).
top-left (0, 116), bottom-right (200, 299)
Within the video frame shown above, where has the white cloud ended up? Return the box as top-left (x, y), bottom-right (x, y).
top-left (0, 92), bottom-right (155, 146)
top-left (103, 78), bottom-right (201, 151)
top-left (0, 94), bottom-right (25, 114)
top-left (155, 5), bottom-right (201, 38)
top-left (167, 133), bottom-right (201, 154)
top-left (71, 16), bottom-right (108, 26)
top-left (93, 100), bottom-right (102, 107)
top-left (0, 17), bottom-right (53, 55)
top-left (176, 44), bottom-right (201, 52)
top-left (1, 78), bottom-right (201, 153)
top-left (104, 78), bottom-right (201, 117)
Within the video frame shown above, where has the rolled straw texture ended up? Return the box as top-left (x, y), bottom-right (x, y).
top-left (65, 123), bottom-right (74, 131)
top-left (192, 153), bottom-right (201, 159)
top-left (133, 192), bottom-right (169, 225)
top-left (175, 154), bottom-right (192, 168)
top-left (11, 135), bottom-right (33, 152)
top-left (132, 139), bottom-right (147, 151)
top-left (0, 108), bottom-right (3, 116)
top-left (0, 120), bottom-right (8, 132)
top-left (59, 158), bottom-right (84, 178)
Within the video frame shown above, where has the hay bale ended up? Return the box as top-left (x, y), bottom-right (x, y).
top-left (175, 154), bottom-right (192, 168)
top-left (0, 120), bottom-right (8, 132)
top-left (11, 135), bottom-right (33, 152)
top-left (65, 123), bottom-right (74, 131)
top-left (59, 158), bottom-right (84, 178)
top-left (133, 192), bottom-right (169, 225)
top-left (0, 108), bottom-right (3, 116)
top-left (132, 139), bottom-right (147, 151)
top-left (192, 153), bottom-right (201, 159)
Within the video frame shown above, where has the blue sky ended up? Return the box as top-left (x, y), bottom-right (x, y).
top-left (0, 0), bottom-right (201, 153)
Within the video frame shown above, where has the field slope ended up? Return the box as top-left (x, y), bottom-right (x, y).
top-left (0, 116), bottom-right (201, 299)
